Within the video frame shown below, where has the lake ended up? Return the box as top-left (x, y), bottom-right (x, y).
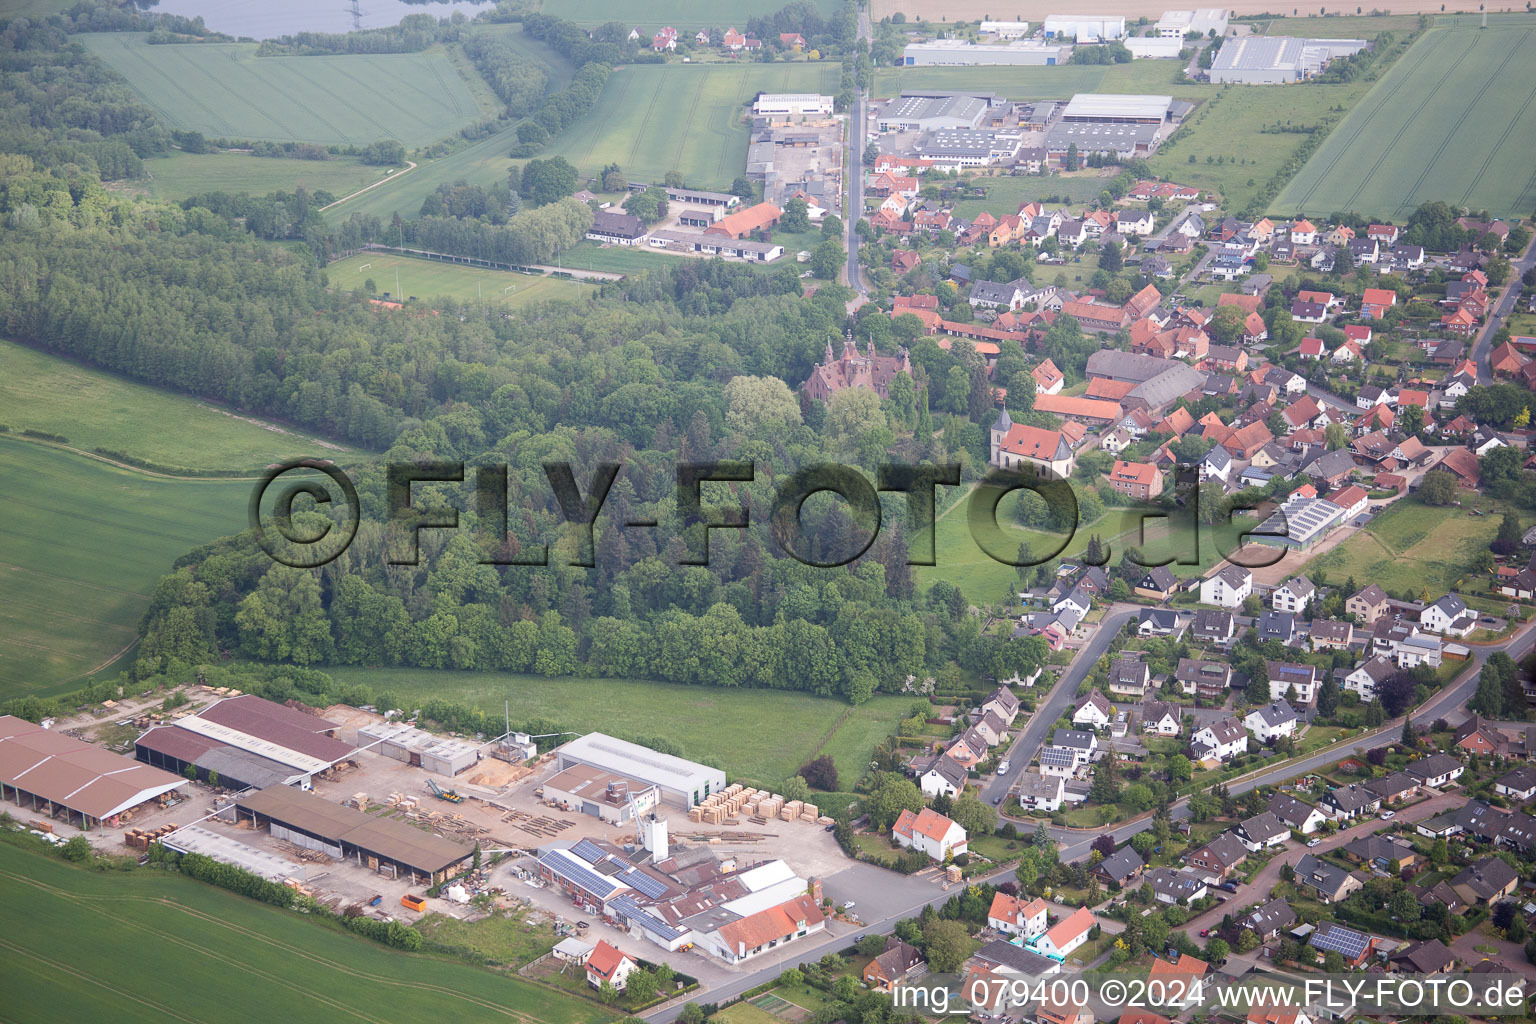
top-left (146, 0), bottom-right (495, 39)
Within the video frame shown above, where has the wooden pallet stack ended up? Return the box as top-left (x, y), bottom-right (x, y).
top-left (800, 802), bottom-right (819, 822)
top-left (124, 823), bottom-right (180, 850)
top-left (778, 800), bottom-right (803, 822)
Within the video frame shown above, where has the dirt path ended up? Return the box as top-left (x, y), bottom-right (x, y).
top-left (320, 160), bottom-right (418, 213)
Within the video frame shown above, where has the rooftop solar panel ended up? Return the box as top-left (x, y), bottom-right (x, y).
top-left (620, 867), bottom-right (669, 900)
top-left (539, 849), bottom-right (620, 899)
top-left (1310, 924), bottom-right (1368, 959)
top-left (1041, 747), bottom-right (1076, 767)
top-left (609, 895), bottom-right (689, 941)
top-left (570, 838), bottom-right (607, 863)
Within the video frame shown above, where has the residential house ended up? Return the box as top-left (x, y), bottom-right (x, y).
top-left (1135, 566), bottom-right (1179, 602)
top-left (1366, 771), bottom-right (1420, 805)
top-left (863, 938), bottom-right (925, 991)
top-left (1091, 846), bottom-right (1146, 889)
top-left (1346, 584), bottom-right (1390, 623)
top-left (1495, 765), bottom-right (1536, 801)
top-left (1015, 771), bottom-right (1066, 812)
top-left (1293, 853), bottom-right (1364, 904)
top-left (1343, 655), bottom-right (1395, 703)
top-left (1450, 858), bottom-right (1520, 904)
top-left (1239, 898), bottom-right (1296, 940)
top-left (1141, 700), bottom-right (1182, 737)
top-left (1190, 610), bottom-right (1236, 645)
top-left (1029, 905), bottom-right (1096, 960)
top-left (1272, 576), bottom-right (1316, 615)
top-left (1310, 921), bottom-right (1375, 967)
top-left (1391, 939), bottom-right (1456, 976)
top-left (1421, 593), bottom-right (1476, 637)
top-left (1191, 718), bottom-right (1248, 762)
top-left (1405, 752), bottom-right (1464, 789)
top-left (1109, 657), bottom-right (1152, 699)
top-left (1343, 833), bottom-right (1416, 870)
top-left (1246, 700), bottom-right (1300, 744)
top-left (1257, 613), bottom-right (1298, 648)
top-left (1176, 658), bottom-right (1231, 704)
top-left (990, 412), bottom-right (1076, 478)
top-left (891, 808), bottom-right (967, 861)
top-left (919, 754), bottom-right (969, 800)
top-left (1137, 608), bottom-right (1186, 638)
top-left (1269, 792), bottom-right (1326, 834)
top-left (1145, 954), bottom-right (1209, 1009)
top-left (1200, 565), bottom-right (1253, 609)
top-left (987, 892), bottom-right (1051, 940)
top-left (1190, 831), bottom-right (1249, 881)
top-left (1322, 784), bottom-right (1381, 821)
top-left (1073, 690), bottom-right (1115, 730)
top-left (1148, 867), bottom-right (1209, 905)
top-left (585, 941), bottom-right (639, 991)
top-left (1309, 619), bottom-right (1354, 652)
top-left (1236, 810), bottom-right (1290, 851)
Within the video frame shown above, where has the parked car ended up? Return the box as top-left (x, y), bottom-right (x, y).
top-left (1306, 838), bottom-right (1322, 847)
top-left (1219, 880), bottom-right (1239, 892)
top-left (842, 900), bottom-right (856, 909)
top-left (1381, 810), bottom-right (1396, 819)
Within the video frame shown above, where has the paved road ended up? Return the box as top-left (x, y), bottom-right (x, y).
top-left (844, 7), bottom-right (871, 301)
top-left (982, 608), bottom-right (1139, 805)
top-left (1472, 234), bottom-right (1536, 384)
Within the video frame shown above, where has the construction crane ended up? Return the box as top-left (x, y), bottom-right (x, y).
top-left (426, 778), bottom-right (464, 803)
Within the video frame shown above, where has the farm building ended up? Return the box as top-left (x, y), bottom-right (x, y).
top-left (134, 694), bottom-right (356, 791)
top-left (356, 721), bottom-right (481, 776)
top-left (704, 202), bottom-right (782, 239)
top-left (234, 785), bottom-right (473, 885)
top-left (0, 715), bottom-right (187, 830)
top-left (662, 186), bottom-right (739, 208)
top-left (555, 733), bottom-right (726, 809)
top-left (752, 93), bottom-right (835, 117)
top-left (1208, 36), bottom-right (1367, 84)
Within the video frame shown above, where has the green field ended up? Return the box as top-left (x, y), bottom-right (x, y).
top-left (0, 440), bottom-right (255, 697)
top-left (325, 252), bottom-right (587, 306)
top-left (82, 34), bottom-right (491, 148)
top-left (1255, 14), bottom-right (1427, 35)
top-left (1275, 15), bottom-right (1536, 220)
top-left (561, 240), bottom-right (693, 275)
top-left (557, 0), bottom-right (841, 28)
top-left (873, 59), bottom-right (1208, 100)
top-left (917, 487), bottom-right (1255, 602)
top-left (0, 839), bottom-right (609, 1024)
top-left (0, 338), bottom-right (349, 471)
top-left (1301, 496), bottom-right (1506, 596)
top-left (536, 62), bottom-right (841, 188)
top-left (950, 173), bottom-right (1119, 220)
top-left (135, 151), bottom-right (387, 202)
top-left (322, 669), bottom-right (905, 787)
top-left (1148, 79), bottom-right (1370, 211)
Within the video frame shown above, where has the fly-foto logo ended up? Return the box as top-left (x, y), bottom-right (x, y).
top-left (249, 459), bottom-right (1293, 570)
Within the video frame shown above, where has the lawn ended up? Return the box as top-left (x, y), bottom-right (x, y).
top-left (0, 440), bottom-right (272, 698)
top-left (321, 668), bottom-right (907, 788)
top-left (873, 59), bottom-right (1209, 101)
top-left (0, 338), bottom-right (349, 471)
top-left (0, 839), bottom-right (610, 1024)
top-left (416, 905), bottom-right (562, 967)
top-left (915, 484), bottom-right (1251, 602)
top-left (1300, 496), bottom-right (1506, 597)
top-left (325, 252), bottom-right (584, 306)
top-left (134, 151), bottom-right (386, 202)
top-left (81, 34), bottom-right (492, 148)
top-left (557, 0), bottom-right (842, 28)
top-left (1275, 14), bottom-right (1536, 220)
top-left (1148, 79), bottom-right (1372, 212)
top-left (950, 173), bottom-right (1118, 220)
top-left (559, 241), bottom-right (695, 275)
top-left (532, 62), bottom-right (841, 189)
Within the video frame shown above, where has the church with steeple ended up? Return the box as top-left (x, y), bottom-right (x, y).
top-left (801, 333), bottom-right (915, 402)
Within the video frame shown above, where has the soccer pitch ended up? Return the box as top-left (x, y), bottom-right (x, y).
top-left (81, 33), bottom-right (490, 147)
top-left (1274, 14), bottom-right (1536, 220)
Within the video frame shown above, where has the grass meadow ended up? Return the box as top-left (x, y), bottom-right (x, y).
top-left (950, 173), bottom-right (1119, 220)
top-left (0, 840), bottom-right (610, 1024)
top-left (0, 440), bottom-right (254, 697)
top-left (534, 62), bottom-right (842, 189)
top-left (325, 252), bottom-right (583, 305)
top-left (0, 338), bottom-right (348, 470)
top-left (322, 668), bottom-right (908, 787)
top-left (135, 152), bottom-right (387, 202)
top-left (1275, 15), bottom-right (1536, 220)
top-left (81, 34), bottom-right (491, 147)
top-left (1148, 80), bottom-right (1372, 211)
top-left (1301, 496), bottom-right (1506, 597)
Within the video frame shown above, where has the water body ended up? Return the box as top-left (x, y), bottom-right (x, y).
top-left (145, 0), bottom-right (494, 39)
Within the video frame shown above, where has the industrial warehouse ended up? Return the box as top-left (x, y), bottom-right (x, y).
top-left (234, 784), bottom-right (474, 885)
top-left (0, 715), bottom-right (186, 830)
top-left (134, 694), bottom-right (357, 791)
top-left (1207, 35), bottom-right (1368, 83)
top-left (555, 732), bottom-right (726, 809)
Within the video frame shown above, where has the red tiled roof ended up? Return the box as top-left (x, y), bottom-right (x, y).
top-left (586, 940), bottom-right (632, 980)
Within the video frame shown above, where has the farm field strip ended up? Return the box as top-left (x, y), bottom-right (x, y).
top-left (0, 845), bottom-right (610, 1024)
top-left (82, 34), bottom-right (485, 148)
top-left (555, 0), bottom-right (841, 27)
top-left (0, 440), bottom-right (254, 696)
top-left (1275, 17), bottom-right (1536, 219)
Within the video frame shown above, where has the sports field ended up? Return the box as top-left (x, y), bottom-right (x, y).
top-left (321, 668), bottom-right (907, 787)
top-left (536, 63), bottom-right (841, 188)
top-left (0, 840), bottom-right (610, 1024)
top-left (138, 152), bottom-right (386, 202)
top-left (1275, 15), bottom-right (1536, 220)
top-left (0, 440), bottom-right (253, 697)
top-left (81, 34), bottom-right (491, 147)
top-left (0, 338), bottom-right (348, 471)
top-left (558, 0), bottom-right (841, 28)
top-left (1301, 496), bottom-right (1505, 597)
top-left (325, 252), bottom-right (581, 306)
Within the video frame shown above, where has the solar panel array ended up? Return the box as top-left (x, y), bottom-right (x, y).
top-left (609, 895), bottom-right (689, 941)
top-left (1310, 924), bottom-right (1369, 960)
top-left (539, 849), bottom-right (620, 899)
top-left (570, 838), bottom-right (607, 863)
top-left (620, 867), bottom-right (669, 900)
top-left (1040, 747), bottom-right (1076, 768)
